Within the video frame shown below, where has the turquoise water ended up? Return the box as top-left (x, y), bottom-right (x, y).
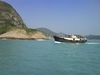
top-left (0, 39), bottom-right (100, 75)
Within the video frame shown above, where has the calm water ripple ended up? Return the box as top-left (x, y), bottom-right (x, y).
top-left (0, 40), bottom-right (100, 75)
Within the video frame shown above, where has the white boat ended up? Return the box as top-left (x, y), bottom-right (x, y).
top-left (53, 34), bottom-right (87, 43)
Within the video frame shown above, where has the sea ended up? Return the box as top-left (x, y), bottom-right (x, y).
top-left (0, 39), bottom-right (100, 75)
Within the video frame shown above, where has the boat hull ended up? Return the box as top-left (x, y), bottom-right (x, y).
top-left (53, 36), bottom-right (87, 43)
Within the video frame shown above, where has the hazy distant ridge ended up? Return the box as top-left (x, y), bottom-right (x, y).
top-left (86, 35), bottom-right (100, 40)
top-left (37, 28), bottom-right (100, 40)
top-left (37, 28), bottom-right (57, 37)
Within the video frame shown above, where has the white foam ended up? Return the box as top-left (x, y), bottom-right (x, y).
top-left (86, 42), bottom-right (100, 44)
top-left (54, 41), bottom-right (62, 44)
top-left (36, 39), bottom-right (44, 41)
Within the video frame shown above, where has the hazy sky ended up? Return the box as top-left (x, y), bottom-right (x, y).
top-left (3, 0), bottom-right (100, 35)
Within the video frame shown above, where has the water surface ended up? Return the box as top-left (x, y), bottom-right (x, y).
top-left (0, 40), bottom-right (100, 75)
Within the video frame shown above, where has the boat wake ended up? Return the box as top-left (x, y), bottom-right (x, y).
top-left (86, 42), bottom-right (100, 45)
top-left (54, 41), bottom-right (62, 44)
top-left (36, 39), bottom-right (44, 41)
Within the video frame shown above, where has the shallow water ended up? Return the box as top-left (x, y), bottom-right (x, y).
top-left (0, 39), bottom-right (100, 75)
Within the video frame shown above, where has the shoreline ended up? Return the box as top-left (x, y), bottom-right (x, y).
top-left (0, 37), bottom-right (49, 40)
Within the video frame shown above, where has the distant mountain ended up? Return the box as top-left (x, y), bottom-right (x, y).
top-left (37, 28), bottom-right (57, 37)
top-left (37, 28), bottom-right (71, 37)
top-left (86, 35), bottom-right (100, 40)
top-left (37, 28), bottom-right (100, 40)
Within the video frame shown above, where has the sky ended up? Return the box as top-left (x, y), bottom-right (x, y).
top-left (3, 0), bottom-right (100, 35)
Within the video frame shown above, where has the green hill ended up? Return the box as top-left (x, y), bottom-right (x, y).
top-left (0, 1), bottom-right (47, 39)
top-left (0, 1), bottom-right (27, 34)
top-left (37, 28), bottom-right (57, 37)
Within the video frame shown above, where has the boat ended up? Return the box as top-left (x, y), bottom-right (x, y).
top-left (53, 34), bottom-right (87, 43)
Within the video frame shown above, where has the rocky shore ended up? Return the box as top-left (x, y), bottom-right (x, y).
top-left (0, 29), bottom-right (49, 40)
